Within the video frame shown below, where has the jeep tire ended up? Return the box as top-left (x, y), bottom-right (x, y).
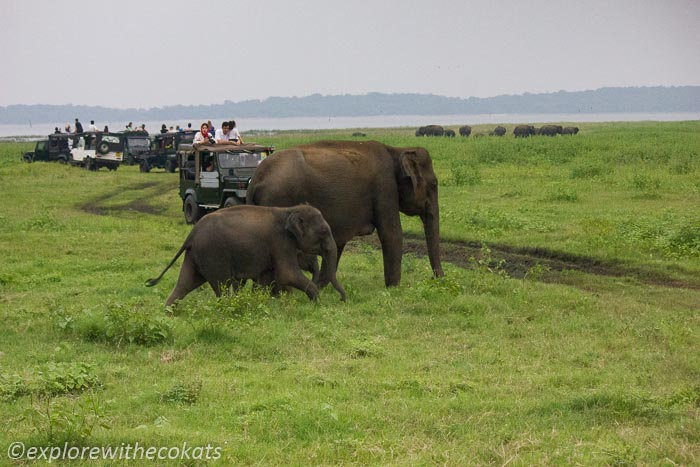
top-left (184, 195), bottom-right (203, 224)
top-left (140, 160), bottom-right (151, 173)
top-left (223, 197), bottom-right (241, 208)
top-left (85, 157), bottom-right (97, 171)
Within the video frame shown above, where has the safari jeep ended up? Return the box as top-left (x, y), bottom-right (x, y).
top-left (123, 131), bottom-right (151, 166)
top-left (70, 132), bottom-right (126, 171)
top-left (22, 133), bottom-right (72, 163)
top-left (177, 143), bottom-right (274, 224)
top-left (138, 129), bottom-right (197, 173)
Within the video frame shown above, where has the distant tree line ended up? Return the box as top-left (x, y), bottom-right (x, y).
top-left (1, 86), bottom-right (698, 125)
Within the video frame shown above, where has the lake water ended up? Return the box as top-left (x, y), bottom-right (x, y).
top-left (1, 112), bottom-right (698, 138)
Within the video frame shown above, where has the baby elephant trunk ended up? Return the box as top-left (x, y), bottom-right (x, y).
top-left (319, 236), bottom-right (346, 301)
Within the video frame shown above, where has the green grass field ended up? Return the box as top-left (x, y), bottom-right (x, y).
top-left (1, 122), bottom-right (699, 464)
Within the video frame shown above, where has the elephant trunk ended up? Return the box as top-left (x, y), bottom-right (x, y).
top-left (421, 199), bottom-right (443, 278)
top-left (319, 236), bottom-right (346, 301)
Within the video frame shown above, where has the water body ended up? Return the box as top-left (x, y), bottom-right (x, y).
top-left (1, 112), bottom-right (698, 138)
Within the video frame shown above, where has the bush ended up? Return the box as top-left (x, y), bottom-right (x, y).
top-left (22, 393), bottom-right (110, 444)
top-left (77, 301), bottom-right (173, 346)
top-left (160, 380), bottom-right (202, 405)
top-left (37, 362), bottom-right (101, 397)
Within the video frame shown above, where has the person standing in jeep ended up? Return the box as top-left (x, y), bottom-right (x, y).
top-left (193, 122), bottom-right (214, 145)
top-left (228, 120), bottom-right (243, 144)
top-left (74, 118), bottom-right (84, 133)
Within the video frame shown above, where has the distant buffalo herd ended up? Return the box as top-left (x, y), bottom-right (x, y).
top-left (415, 124), bottom-right (579, 138)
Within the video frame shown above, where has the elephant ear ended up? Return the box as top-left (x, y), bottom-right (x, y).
top-left (399, 151), bottom-right (426, 200)
top-left (285, 211), bottom-right (305, 244)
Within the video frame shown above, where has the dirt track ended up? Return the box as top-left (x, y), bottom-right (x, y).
top-left (349, 233), bottom-right (700, 290)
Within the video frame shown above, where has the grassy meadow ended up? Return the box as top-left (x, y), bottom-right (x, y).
top-left (0, 121), bottom-right (699, 464)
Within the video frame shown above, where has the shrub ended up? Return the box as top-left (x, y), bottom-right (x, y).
top-left (77, 301), bottom-right (173, 346)
top-left (630, 173), bottom-right (661, 192)
top-left (449, 161), bottom-right (481, 186)
top-left (36, 362), bottom-right (101, 397)
top-left (0, 372), bottom-right (29, 401)
top-left (22, 393), bottom-right (110, 444)
top-left (160, 380), bottom-right (202, 404)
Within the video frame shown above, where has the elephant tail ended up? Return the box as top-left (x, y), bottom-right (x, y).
top-left (145, 236), bottom-right (192, 287)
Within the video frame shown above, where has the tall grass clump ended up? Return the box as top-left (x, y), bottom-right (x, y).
top-left (75, 300), bottom-right (173, 346)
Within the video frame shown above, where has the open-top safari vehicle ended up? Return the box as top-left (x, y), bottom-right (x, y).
top-left (22, 133), bottom-right (72, 163)
top-left (177, 142), bottom-right (274, 224)
top-left (138, 129), bottom-right (197, 173)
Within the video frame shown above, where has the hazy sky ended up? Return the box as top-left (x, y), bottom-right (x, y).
top-left (1, 0), bottom-right (698, 108)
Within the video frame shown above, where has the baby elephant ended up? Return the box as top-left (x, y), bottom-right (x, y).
top-left (146, 205), bottom-right (346, 306)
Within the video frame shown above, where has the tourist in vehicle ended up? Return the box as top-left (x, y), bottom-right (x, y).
top-left (64, 124), bottom-right (71, 133)
top-left (206, 121), bottom-right (215, 138)
top-left (74, 118), bottom-right (84, 133)
top-left (228, 120), bottom-right (244, 144)
top-left (160, 124), bottom-right (168, 134)
top-left (139, 124), bottom-right (148, 134)
top-left (126, 122), bottom-right (133, 131)
top-left (205, 155), bottom-right (216, 172)
top-left (215, 121), bottom-right (237, 144)
top-left (193, 123), bottom-right (214, 145)
top-left (87, 120), bottom-right (98, 132)
top-left (103, 125), bottom-right (109, 132)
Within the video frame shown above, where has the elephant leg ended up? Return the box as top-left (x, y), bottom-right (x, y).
top-left (276, 267), bottom-right (319, 301)
top-left (318, 243), bottom-right (344, 288)
top-left (165, 255), bottom-right (206, 307)
top-left (375, 215), bottom-right (403, 287)
top-left (204, 263), bottom-right (239, 297)
top-left (297, 253), bottom-right (319, 283)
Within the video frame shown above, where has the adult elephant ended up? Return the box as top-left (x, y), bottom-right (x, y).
top-left (490, 126), bottom-right (506, 136)
top-left (513, 124), bottom-right (536, 137)
top-left (562, 126), bottom-right (579, 135)
top-left (416, 125), bottom-right (445, 137)
top-left (146, 204), bottom-right (346, 306)
top-left (247, 140), bottom-right (443, 287)
top-left (538, 125), bottom-right (563, 136)
top-left (458, 125), bottom-right (472, 137)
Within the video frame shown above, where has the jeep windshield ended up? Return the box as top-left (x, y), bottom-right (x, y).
top-left (126, 135), bottom-right (149, 151)
top-left (217, 151), bottom-right (265, 168)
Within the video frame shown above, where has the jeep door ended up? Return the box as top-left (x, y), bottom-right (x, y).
top-left (197, 151), bottom-right (221, 205)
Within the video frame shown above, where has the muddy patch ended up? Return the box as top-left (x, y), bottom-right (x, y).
top-left (348, 233), bottom-right (700, 290)
top-left (79, 181), bottom-right (168, 216)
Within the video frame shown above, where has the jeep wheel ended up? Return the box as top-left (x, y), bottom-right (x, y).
top-left (23, 154), bottom-right (33, 163)
top-left (139, 160), bottom-right (151, 173)
top-left (184, 196), bottom-right (203, 224)
top-left (57, 155), bottom-right (68, 164)
top-left (85, 157), bottom-right (97, 171)
top-left (223, 197), bottom-right (241, 208)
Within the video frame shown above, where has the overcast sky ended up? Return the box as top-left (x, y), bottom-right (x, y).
top-left (1, 0), bottom-right (698, 109)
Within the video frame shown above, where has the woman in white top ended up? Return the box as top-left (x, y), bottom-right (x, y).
top-left (193, 122), bottom-right (213, 145)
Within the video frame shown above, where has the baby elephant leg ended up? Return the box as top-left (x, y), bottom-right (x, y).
top-left (165, 255), bottom-right (206, 307)
top-left (276, 268), bottom-right (319, 301)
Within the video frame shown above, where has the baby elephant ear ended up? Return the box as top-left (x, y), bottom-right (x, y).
top-left (285, 211), bottom-right (305, 243)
